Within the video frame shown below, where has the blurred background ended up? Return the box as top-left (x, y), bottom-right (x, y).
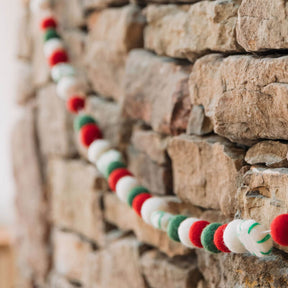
top-left (0, 0), bottom-right (19, 286)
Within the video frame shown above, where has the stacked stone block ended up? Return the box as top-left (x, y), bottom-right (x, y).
top-left (13, 0), bottom-right (288, 287)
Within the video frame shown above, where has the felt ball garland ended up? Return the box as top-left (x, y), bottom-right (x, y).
top-left (150, 211), bottom-right (173, 231)
top-left (167, 215), bottom-right (188, 242)
top-left (237, 220), bottom-right (273, 257)
top-left (41, 17), bottom-right (57, 30)
top-left (132, 193), bottom-right (152, 216)
top-left (223, 220), bottom-right (247, 253)
top-left (108, 168), bottom-right (133, 192)
top-left (88, 139), bottom-right (111, 163)
top-left (141, 197), bottom-right (169, 225)
top-left (189, 220), bottom-right (210, 248)
top-left (74, 115), bottom-right (97, 131)
top-left (270, 214), bottom-right (288, 246)
top-left (44, 28), bottom-right (60, 42)
top-left (178, 217), bottom-right (199, 248)
top-left (32, 3), bottom-right (288, 259)
top-left (201, 223), bottom-right (222, 254)
top-left (96, 149), bottom-right (123, 177)
top-left (127, 186), bottom-right (149, 207)
top-left (79, 123), bottom-right (102, 147)
top-left (48, 49), bottom-right (69, 67)
top-left (51, 63), bottom-right (75, 83)
top-left (67, 96), bottom-right (85, 114)
top-left (214, 224), bottom-right (230, 253)
top-left (115, 176), bottom-right (139, 203)
top-left (106, 161), bottom-right (127, 178)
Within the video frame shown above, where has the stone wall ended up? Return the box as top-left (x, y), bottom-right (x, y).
top-left (13, 0), bottom-right (288, 287)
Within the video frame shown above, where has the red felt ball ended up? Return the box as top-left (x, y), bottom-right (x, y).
top-left (108, 168), bottom-right (133, 192)
top-left (214, 224), bottom-right (231, 253)
top-left (271, 214), bottom-right (288, 246)
top-left (40, 17), bottom-right (57, 30)
top-left (132, 193), bottom-right (152, 217)
top-left (48, 49), bottom-right (69, 67)
top-left (79, 123), bottom-right (102, 148)
top-left (189, 220), bottom-right (210, 248)
top-left (67, 96), bottom-right (85, 114)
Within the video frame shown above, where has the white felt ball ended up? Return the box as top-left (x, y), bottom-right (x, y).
top-left (44, 39), bottom-right (64, 58)
top-left (151, 211), bottom-right (173, 231)
top-left (178, 217), bottom-right (199, 248)
top-left (30, 0), bottom-right (51, 13)
top-left (237, 220), bottom-right (273, 258)
top-left (115, 176), bottom-right (139, 203)
top-left (223, 219), bottom-right (247, 253)
top-left (96, 149), bottom-right (123, 177)
top-left (51, 63), bottom-right (75, 83)
top-left (56, 76), bottom-right (85, 100)
top-left (88, 140), bottom-right (111, 164)
top-left (141, 197), bottom-right (169, 225)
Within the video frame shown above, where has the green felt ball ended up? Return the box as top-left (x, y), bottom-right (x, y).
top-left (106, 161), bottom-right (126, 178)
top-left (201, 223), bottom-right (222, 254)
top-left (167, 215), bottom-right (188, 242)
top-left (127, 186), bottom-right (149, 207)
top-left (44, 29), bottom-right (60, 42)
top-left (74, 115), bottom-right (97, 131)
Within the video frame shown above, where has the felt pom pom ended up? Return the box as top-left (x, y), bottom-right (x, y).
top-left (108, 168), bottom-right (133, 192)
top-left (141, 197), bottom-right (169, 225)
top-left (40, 17), bottom-right (57, 30)
top-left (201, 223), bottom-right (222, 254)
top-left (189, 220), bottom-right (210, 248)
top-left (151, 211), bottom-right (173, 231)
top-left (223, 219), bottom-right (247, 253)
top-left (66, 96), bottom-right (85, 114)
top-left (44, 28), bottom-right (60, 42)
top-left (30, 0), bottom-right (51, 13)
top-left (51, 63), bottom-right (75, 83)
top-left (74, 115), bottom-right (96, 131)
top-left (270, 214), bottom-right (288, 246)
top-left (44, 39), bottom-right (64, 58)
top-left (79, 123), bottom-right (102, 148)
top-left (96, 150), bottom-right (123, 177)
top-left (127, 186), bottom-right (149, 207)
top-left (56, 76), bottom-right (86, 100)
top-left (178, 217), bottom-right (199, 248)
top-left (237, 220), bottom-right (273, 257)
top-left (115, 176), bottom-right (139, 203)
top-left (48, 49), bottom-right (69, 67)
top-left (107, 161), bottom-right (126, 178)
top-left (167, 215), bottom-right (188, 242)
top-left (87, 139), bottom-right (111, 164)
top-left (132, 193), bottom-right (152, 217)
top-left (214, 224), bottom-right (230, 253)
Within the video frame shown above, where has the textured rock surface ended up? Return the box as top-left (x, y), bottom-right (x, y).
top-left (245, 141), bottom-right (288, 168)
top-left (237, 0), bottom-right (288, 52)
top-left (37, 84), bottom-right (77, 157)
top-left (49, 159), bottom-right (107, 244)
top-left (168, 134), bottom-right (245, 216)
top-left (12, 105), bottom-right (49, 286)
top-left (52, 229), bottom-right (93, 283)
top-left (123, 49), bottom-right (192, 134)
top-left (144, 1), bottom-right (242, 61)
top-left (237, 166), bottom-right (288, 231)
top-left (83, 0), bottom-right (128, 9)
top-left (141, 250), bottom-right (201, 288)
top-left (86, 5), bottom-right (145, 100)
top-left (84, 236), bottom-right (146, 288)
top-left (197, 250), bottom-right (288, 288)
top-left (190, 54), bottom-right (288, 144)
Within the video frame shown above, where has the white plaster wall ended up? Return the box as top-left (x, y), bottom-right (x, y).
top-left (0, 0), bottom-right (20, 225)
